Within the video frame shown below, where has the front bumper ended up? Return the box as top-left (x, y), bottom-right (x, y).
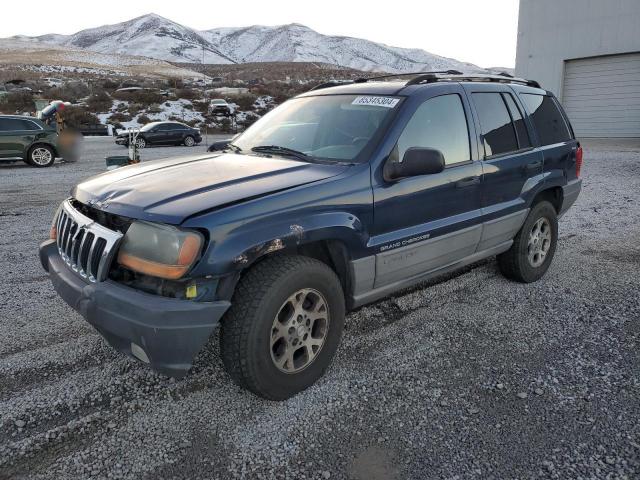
top-left (39, 240), bottom-right (230, 377)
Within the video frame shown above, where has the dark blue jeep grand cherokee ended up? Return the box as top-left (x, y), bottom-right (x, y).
top-left (40, 72), bottom-right (582, 400)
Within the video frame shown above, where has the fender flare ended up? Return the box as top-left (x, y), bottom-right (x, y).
top-left (192, 211), bottom-right (368, 277)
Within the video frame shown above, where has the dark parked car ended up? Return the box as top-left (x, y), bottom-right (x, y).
top-left (0, 115), bottom-right (59, 167)
top-left (40, 73), bottom-right (582, 400)
top-left (115, 121), bottom-right (202, 148)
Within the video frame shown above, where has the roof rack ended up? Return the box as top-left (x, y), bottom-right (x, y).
top-left (309, 71), bottom-right (540, 92)
top-left (406, 73), bottom-right (540, 88)
top-left (353, 70), bottom-right (463, 83)
top-left (309, 80), bottom-right (355, 91)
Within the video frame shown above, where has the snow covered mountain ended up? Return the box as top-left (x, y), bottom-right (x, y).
top-left (10, 14), bottom-right (486, 73)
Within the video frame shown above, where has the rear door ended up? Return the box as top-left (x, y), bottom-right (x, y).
top-left (171, 124), bottom-right (187, 143)
top-left (463, 85), bottom-right (543, 251)
top-left (371, 85), bottom-right (483, 288)
top-left (517, 92), bottom-right (577, 188)
top-left (146, 124), bottom-right (169, 145)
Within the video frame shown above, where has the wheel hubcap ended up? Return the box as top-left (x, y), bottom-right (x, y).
top-left (32, 148), bottom-right (52, 165)
top-left (527, 217), bottom-right (552, 267)
top-left (270, 288), bottom-right (329, 373)
top-left (135, 139), bottom-right (145, 148)
top-left (185, 137), bottom-right (194, 146)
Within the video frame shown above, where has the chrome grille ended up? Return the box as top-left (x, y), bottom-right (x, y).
top-left (55, 199), bottom-right (124, 282)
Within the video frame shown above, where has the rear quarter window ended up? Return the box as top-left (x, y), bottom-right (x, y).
top-left (520, 94), bottom-right (572, 145)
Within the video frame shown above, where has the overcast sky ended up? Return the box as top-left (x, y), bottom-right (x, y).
top-left (1, 0), bottom-right (519, 68)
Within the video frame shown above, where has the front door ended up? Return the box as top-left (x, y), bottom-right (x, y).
top-left (371, 88), bottom-right (483, 288)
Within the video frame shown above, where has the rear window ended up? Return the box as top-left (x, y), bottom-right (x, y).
top-left (520, 94), bottom-right (572, 145)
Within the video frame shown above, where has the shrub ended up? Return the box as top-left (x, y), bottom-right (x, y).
top-left (86, 91), bottom-right (112, 112)
top-left (234, 94), bottom-right (258, 111)
top-left (102, 79), bottom-right (120, 90)
top-left (109, 112), bottom-right (132, 122)
top-left (112, 90), bottom-right (164, 106)
top-left (63, 106), bottom-right (100, 127)
top-left (0, 91), bottom-right (35, 114)
top-left (46, 83), bottom-right (91, 103)
top-left (176, 88), bottom-right (200, 100)
top-left (137, 115), bottom-right (151, 125)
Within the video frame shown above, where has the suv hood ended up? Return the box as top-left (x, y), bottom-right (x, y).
top-left (72, 153), bottom-right (350, 224)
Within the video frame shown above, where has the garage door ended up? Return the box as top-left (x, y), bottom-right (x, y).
top-left (562, 53), bottom-right (640, 138)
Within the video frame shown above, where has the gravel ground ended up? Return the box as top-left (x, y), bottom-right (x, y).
top-left (0, 138), bottom-right (638, 480)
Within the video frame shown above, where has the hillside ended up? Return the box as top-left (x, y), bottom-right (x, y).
top-left (9, 13), bottom-right (489, 73)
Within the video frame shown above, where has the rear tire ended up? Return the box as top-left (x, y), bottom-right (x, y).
top-left (497, 201), bottom-right (558, 283)
top-left (220, 255), bottom-right (345, 400)
top-left (26, 144), bottom-right (55, 167)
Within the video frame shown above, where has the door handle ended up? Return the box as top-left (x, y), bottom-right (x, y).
top-left (525, 160), bottom-right (543, 170)
top-left (456, 176), bottom-right (480, 188)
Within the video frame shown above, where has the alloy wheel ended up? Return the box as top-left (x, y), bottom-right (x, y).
top-left (527, 217), bottom-right (552, 267)
top-left (270, 288), bottom-right (330, 373)
top-left (31, 147), bottom-right (53, 166)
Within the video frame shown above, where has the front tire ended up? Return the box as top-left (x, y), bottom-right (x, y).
top-left (497, 200), bottom-right (558, 283)
top-left (134, 138), bottom-right (146, 149)
top-left (184, 135), bottom-right (195, 147)
top-left (26, 144), bottom-right (55, 167)
top-left (220, 255), bottom-right (345, 400)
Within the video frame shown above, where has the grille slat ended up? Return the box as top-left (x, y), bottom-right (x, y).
top-left (86, 234), bottom-right (98, 280)
top-left (54, 199), bottom-right (124, 283)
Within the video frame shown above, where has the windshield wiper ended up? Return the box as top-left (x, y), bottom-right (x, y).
top-left (251, 145), bottom-right (314, 162)
top-left (224, 142), bottom-right (242, 153)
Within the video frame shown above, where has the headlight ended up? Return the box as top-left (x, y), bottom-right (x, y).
top-left (117, 221), bottom-right (204, 280)
top-left (50, 204), bottom-right (62, 239)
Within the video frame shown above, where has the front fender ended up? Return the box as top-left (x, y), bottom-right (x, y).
top-left (189, 211), bottom-right (368, 277)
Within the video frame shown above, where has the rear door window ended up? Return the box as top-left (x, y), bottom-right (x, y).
top-left (472, 93), bottom-right (519, 157)
top-left (520, 94), bottom-right (572, 145)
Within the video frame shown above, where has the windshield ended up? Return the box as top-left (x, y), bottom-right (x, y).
top-left (233, 94), bottom-right (400, 162)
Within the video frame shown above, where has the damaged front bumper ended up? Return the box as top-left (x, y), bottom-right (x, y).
top-left (39, 239), bottom-right (230, 377)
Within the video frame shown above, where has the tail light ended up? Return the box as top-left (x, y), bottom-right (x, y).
top-left (575, 145), bottom-right (583, 178)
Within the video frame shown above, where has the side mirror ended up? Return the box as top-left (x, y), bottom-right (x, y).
top-left (207, 140), bottom-right (230, 152)
top-left (384, 147), bottom-right (445, 181)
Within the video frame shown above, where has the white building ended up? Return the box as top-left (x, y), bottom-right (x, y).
top-left (515, 0), bottom-right (640, 138)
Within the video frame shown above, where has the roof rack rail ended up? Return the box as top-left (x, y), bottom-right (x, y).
top-left (353, 70), bottom-right (463, 83)
top-left (407, 73), bottom-right (540, 89)
top-left (309, 80), bottom-right (355, 91)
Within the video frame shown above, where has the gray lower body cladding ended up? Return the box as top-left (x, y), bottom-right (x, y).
top-left (350, 209), bottom-right (530, 307)
top-left (39, 240), bottom-right (230, 377)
